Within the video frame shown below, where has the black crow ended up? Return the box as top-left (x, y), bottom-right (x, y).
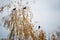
top-left (13, 8), bottom-right (16, 10)
top-left (23, 7), bottom-right (26, 9)
top-left (38, 26), bottom-right (40, 29)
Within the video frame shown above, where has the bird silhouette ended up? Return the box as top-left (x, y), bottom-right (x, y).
top-left (13, 8), bottom-right (16, 10)
top-left (38, 26), bottom-right (40, 29)
top-left (23, 7), bottom-right (26, 9)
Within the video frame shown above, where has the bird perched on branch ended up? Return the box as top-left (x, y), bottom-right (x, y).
top-left (38, 26), bottom-right (40, 29)
top-left (13, 8), bottom-right (16, 10)
top-left (23, 7), bottom-right (26, 9)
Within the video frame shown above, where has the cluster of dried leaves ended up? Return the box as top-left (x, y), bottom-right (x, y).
top-left (2, 6), bottom-right (46, 40)
top-left (1, 1), bottom-right (46, 40)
